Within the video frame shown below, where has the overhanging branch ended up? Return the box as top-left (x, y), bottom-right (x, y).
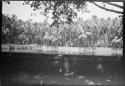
top-left (3, 0), bottom-right (10, 4)
top-left (106, 2), bottom-right (123, 9)
top-left (92, 2), bottom-right (123, 14)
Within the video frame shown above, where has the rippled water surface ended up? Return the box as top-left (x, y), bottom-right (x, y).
top-left (1, 51), bottom-right (124, 86)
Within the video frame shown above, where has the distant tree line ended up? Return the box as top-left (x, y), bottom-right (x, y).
top-left (2, 14), bottom-right (123, 48)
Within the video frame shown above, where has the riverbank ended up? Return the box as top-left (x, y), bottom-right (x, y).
top-left (1, 44), bottom-right (123, 56)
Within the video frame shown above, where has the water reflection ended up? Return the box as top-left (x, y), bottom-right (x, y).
top-left (1, 49), bottom-right (124, 85)
top-left (2, 46), bottom-right (123, 56)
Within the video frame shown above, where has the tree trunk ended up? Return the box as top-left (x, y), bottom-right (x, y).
top-left (122, 2), bottom-right (125, 62)
top-left (123, 3), bottom-right (124, 47)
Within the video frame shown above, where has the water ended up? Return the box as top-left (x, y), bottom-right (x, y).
top-left (1, 52), bottom-right (125, 85)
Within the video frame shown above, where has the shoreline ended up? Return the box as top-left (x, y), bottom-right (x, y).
top-left (1, 44), bottom-right (123, 56)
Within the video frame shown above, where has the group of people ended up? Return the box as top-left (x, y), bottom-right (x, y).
top-left (54, 55), bottom-right (104, 76)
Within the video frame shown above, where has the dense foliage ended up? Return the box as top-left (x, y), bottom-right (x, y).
top-left (23, 1), bottom-right (88, 25)
top-left (2, 14), bottom-right (123, 48)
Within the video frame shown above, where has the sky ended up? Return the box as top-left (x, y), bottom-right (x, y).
top-left (2, 1), bottom-right (123, 23)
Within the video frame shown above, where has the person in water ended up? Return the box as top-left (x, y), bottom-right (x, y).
top-left (96, 58), bottom-right (104, 75)
top-left (64, 58), bottom-right (70, 74)
top-left (64, 57), bottom-right (74, 76)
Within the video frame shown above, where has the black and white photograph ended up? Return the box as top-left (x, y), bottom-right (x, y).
top-left (1, 0), bottom-right (124, 86)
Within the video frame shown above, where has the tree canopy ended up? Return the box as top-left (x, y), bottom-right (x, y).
top-left (3, 0), bottom-right (124, 25)
top-left (23, 1), bottom-right (89, 26)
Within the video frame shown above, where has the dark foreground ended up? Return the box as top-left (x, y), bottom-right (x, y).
top-left (1, 52), bottom-right (125, 86)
